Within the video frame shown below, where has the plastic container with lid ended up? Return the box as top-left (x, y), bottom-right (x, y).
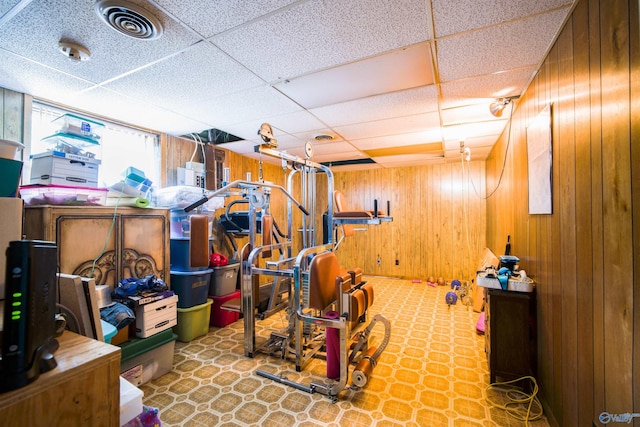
top-left (19, 184), bottom-right (108, 206)
top-left (101, 319), bottom-right (117, 344)
top-left (52, 113), bottom-right (105, 142)
top-left (174, 299), bottom-right (213, 342)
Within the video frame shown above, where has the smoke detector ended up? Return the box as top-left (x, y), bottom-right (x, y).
top-left (58, 41), bottom-right (91, 62)
top-left (95, 0), bottom-right (163, 40)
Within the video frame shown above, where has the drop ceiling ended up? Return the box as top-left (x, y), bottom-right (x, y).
top-left (0, 0), bottom-right (575, 170)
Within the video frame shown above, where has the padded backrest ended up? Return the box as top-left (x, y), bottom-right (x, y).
top-left (333, 191), bottom-right (355, 237)
top-left (308, 251), bottom-right (340, 311)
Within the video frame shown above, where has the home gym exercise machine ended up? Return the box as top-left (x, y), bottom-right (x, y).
top-left (184, 124), bottom-right (392, 400)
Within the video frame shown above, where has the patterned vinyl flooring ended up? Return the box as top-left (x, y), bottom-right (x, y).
top-left (139, 276), bottom-right (550, 427)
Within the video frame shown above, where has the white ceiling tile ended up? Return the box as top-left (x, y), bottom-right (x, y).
top-left (291, 128), bottom-right (344, 144)
top-left (310, 85), bottom-right (439, 127)
top-left (442, 104), bottom-right (502, 126)
top-left (186, 85), bottom-right (303, 128)
top-left (437, 7), bottom-right (570, 81)
top-left (215, 140), bottom-right (256, 155)
top-left (433, 0), bottom-right (574, 37)
top-left (0, 0), bottom-right (575, 170)
top-left (263, 111), bottom-right (327, 135)
top-left (443, 120), bottom-right (508, 141)
top-left (274, 43), bottom-right (433, 108)
top-left (153, 0), bottom-right (298, 38)
top-left (444, 134), bottom-right (500, 151)
top-left (312, 142), bottom-right (358, 156)
top-left (440, 67), bottom-right (534, 107)
top-left (351, 130), bottom-right (444, 151)
top-left (104, 41), bottom-right (264, 116)
top-left (0, 49), bottom-right (93, 103)
top-left (212, 0), bottom-right (431, 82)
top-left (69, 86), bottom-right (212, 135)
top-left (0, 0), bottom-right (201, 84)
top-left (336, 111), bottom-right (441, 141)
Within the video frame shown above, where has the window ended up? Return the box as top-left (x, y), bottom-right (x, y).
top-left (29, 102), bottom-right (161, 189)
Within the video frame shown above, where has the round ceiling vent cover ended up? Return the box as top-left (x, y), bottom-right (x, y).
top-left (95, 0), bottom-right (163, 40)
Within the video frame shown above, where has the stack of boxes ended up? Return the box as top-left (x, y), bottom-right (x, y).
top-left (169, 225), bottom-right (214, 342)
top-left (119, 293), bottom-right (179, 387)
top-left (208, 261), bottom-right (241, 328)
top-left (30, 113), bottom-right (103, 187)
top-left (20, 113), bottom-right (108, 207)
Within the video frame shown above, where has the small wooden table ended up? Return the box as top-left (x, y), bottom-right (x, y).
top-left (0, 331), bottom-right (121, 427)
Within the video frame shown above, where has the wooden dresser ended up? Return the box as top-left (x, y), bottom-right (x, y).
top-left (23, 206), bottom-right (170, 287)
top-left (485, 288), bottom-right (537, 383)
top-left (0, 331), bottom-right (121, 427)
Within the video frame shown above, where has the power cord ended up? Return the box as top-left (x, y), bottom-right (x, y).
top-left (485, 375), bottom-right (544, 426)
top-left (90, 187), bottom-right (122, 278)
top-left (467, 101), bottom-right (515, 200)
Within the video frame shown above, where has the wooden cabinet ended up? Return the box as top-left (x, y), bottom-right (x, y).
top-left (0, 331), bottom-right (121, 427)
top-left (24, 206), bottom-right (170, 287)
top-left (485, 288), bottom-right (537, 383)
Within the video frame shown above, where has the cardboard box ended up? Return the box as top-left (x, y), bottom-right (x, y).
top-left (134, 295), bottom-right (178, 338)
top-left (30, 151), bottom-right (100, 187)
top-left (0, 197), bottom-right (23, 299)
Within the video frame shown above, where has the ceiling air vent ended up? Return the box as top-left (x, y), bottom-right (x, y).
top-left (95, 0), bottom-right (163, 40)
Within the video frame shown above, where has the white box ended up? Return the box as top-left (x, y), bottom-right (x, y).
top-left (134, 295), bottom-right (178, 338)
top-left (119, 376), bottom-right (143, 426)
top-left (30, 151), bottom-right (100, 187)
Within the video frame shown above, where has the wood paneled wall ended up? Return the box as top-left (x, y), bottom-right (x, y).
top-left (331, 163), bottom-right (486, 282)
top-left (167, 133), bottom-right (487, 282)
top-left (485, 0), bottom-right (639, 425)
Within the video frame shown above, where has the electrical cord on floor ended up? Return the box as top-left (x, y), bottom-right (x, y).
top-left (485, 375), bottom-right (543, 426)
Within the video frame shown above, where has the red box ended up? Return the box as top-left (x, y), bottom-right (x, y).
top-left (209, 291), bottom-right (240, 327)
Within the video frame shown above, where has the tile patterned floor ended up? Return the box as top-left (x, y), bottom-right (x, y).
top-left (139, 277), bottom-right (550, 427)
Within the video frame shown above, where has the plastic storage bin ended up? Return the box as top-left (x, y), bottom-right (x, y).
top-left (210, 291), bottom-right (241, 328)
top-left (170, 237), bottom-right (212, 271)
top-left (52, 113), bottom-right (105, 142)
top-left (19, 184), bottom-right (108, 206)
top-left (209, 262), bottom-right (239, 296)
top-left (170, 269), bottom-right (212, 308)
top-left (155, 185), bottom-right (223, 211)
top-left (119, 328), bottom-right (177, 386)
top-left (174, 299), bottom-right (213, 342)
top-left (101, 319), bottom-right (117, 344)
top-left (119, 376), bottom-right (143, 426)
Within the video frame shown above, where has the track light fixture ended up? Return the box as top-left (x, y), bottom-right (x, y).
top-left (489, 96), bottom-right (519, 117)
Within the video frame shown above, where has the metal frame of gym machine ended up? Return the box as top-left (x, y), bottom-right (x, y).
top-left (184, 141), bottom-right (391, 400)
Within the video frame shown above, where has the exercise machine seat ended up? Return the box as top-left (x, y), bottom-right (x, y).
top-left (308, 251), bottom-right (341, 311)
